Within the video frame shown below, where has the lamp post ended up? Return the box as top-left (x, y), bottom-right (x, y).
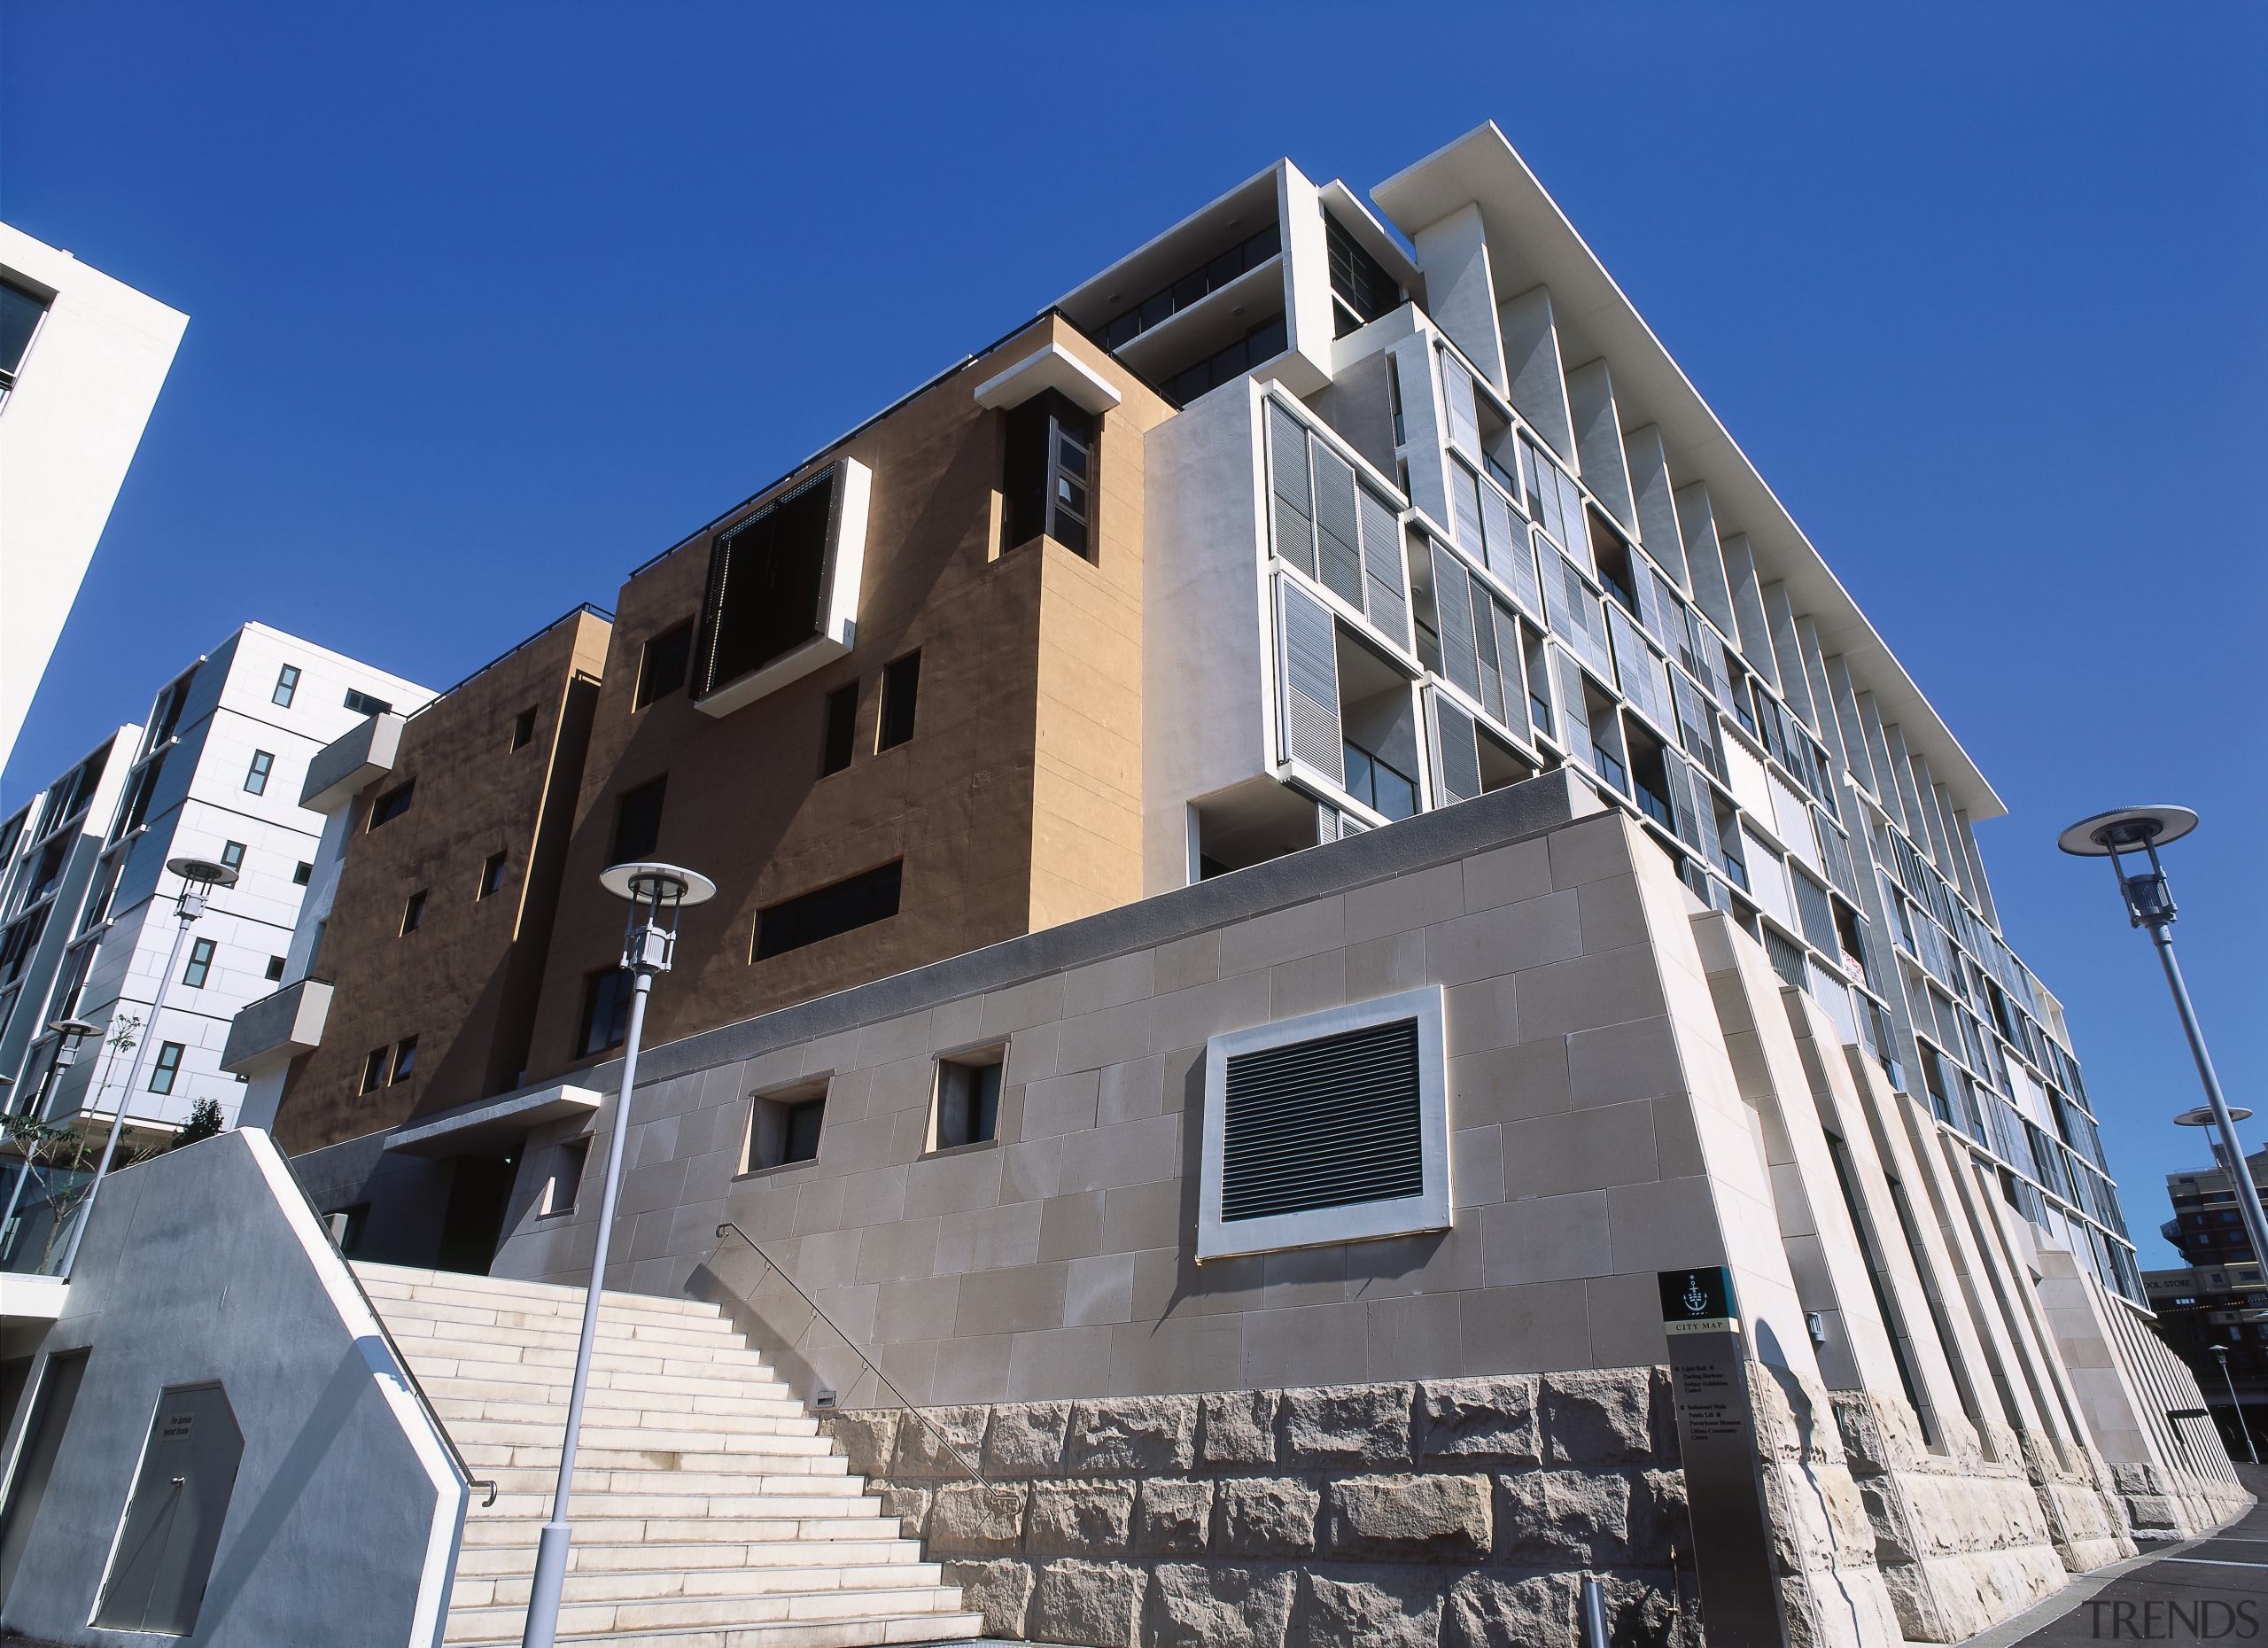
top-left (2059, 806), bottom-right (2268, 1309)
top-left (0, 1019), bottom-right (99, 1252)
top-left (2210, 1345), bottom-right (2256, 1465)
top-left (58, 857), bottom-right (237, 1277)
top-left (523, 860), bottom-right (714, 1648)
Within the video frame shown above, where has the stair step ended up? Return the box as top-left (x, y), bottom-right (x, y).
top-left (459, 1516), bottom-right (913, 1548)
top-left (432, 1397), bottom-right (820, 1438)
top-left (453, 1539), bottom-right (926, 1577)
top-left (453, 1560), bottom-right (948, 1609)
top-left (357, 1263), bottom-right (725, 1320)
top-left (442, 1586), bottom-right (975, 1642)
top-left (444, 1613), bottom-right (984, 1648)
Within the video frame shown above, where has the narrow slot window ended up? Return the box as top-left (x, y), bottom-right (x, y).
top-left (292, 861), bottom-right (313, 886)
top-left (344, 688), bottom-right (392, 716)
top-left (182, 937), bottom-right (216, 988)
top-left (510, 707), bottom-right (538, 750)
top-left (478, 852), bottom-right (508, 899)
top-left (610, 776), bottom-right (665, 863)
top-left (219, 841), bottom-right (246, 872)
top-left (244, 751), bottom-right (275, 796)
top-left (577, 968), bottom-right (631, 1057)
top-left (540, 1140), bottom-right (589, 1216)
top-left (264, 955), bottom-right (285, 981)
top-left (877, 653), bottom-right (920, 751)
top-left (821, 682), bottom-right (858, 775)
top-left (400, 891), bottom-right (426, 934)
top-left (755, 862), bottom-right (902, 960)
top-left (390, 1038), bottom-right (417, 1084)
top-left (272, 665), bottom-right (300, 707)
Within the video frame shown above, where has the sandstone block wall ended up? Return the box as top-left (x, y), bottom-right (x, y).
top-left (824, 1370), bottom-right (1695, 1647)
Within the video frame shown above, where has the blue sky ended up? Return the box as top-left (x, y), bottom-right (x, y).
top-left (4, 4), bottom-right (2261, 1264)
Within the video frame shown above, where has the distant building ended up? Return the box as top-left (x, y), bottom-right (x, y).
top-left (2144, 1147), bottom-right (2268, 1455)
top-left (0, 624), bottom-right (429, 1153)
top-left (0, 222), bottom-right (188, 772)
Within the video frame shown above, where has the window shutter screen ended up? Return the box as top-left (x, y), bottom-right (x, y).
top-left (1495, 605), bottom-right (1531, 730)
top-left (1450, 463), bottom-right (1487, 563)
top-left (1431, 690), bottom-right (1483, 804)
top-left (1312, 443), bottom-right (1365, 608)
top-left (1672, 670), bottom-right (1728, 784)
top-left (1558, 475), bottom-right (1593, 574)
top-left (1429, 543), bottom-right (1483, 702)
top-left (1643, 566), bottom-right (1684, 653)
top-left (1357, 487), bottom-right (1409, 648)
top-left (1476, 474), bottom-right (1513, 580)
top-left (1472, 587), bottom-right (1508, 726)
top-left (1606, 606), bottom-right (1669, 732)
top-left (1659, 750), bottom-right (1712, 856)
top-left (1814, 807), bottom-right (1861, 901)
top-left (1541, 543), bottom-right (1577, 644)
top-left (1439, 351), bottom-right (1480, 460)
top-left (1277, 578), bottom-right (1345, 783)
top-left (1790, 865), bottom-right (1839, 953)
top-left (1550, 646), bottom-right (1592, 766)
top-left (1268, 401), bottom-right (1317, 579)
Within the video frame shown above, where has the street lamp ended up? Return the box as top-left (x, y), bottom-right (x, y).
top-left (2059, 806), bottom-right (2268, 1312)
top-left (2210, 1344), bottom-right (2256, 1465)
top-left (522, 859), bottom-right (714, 1648)
top-left (0, 1019), bottom-right (100, 1250)
top-left (58, 857), bottom-right (237, 1276)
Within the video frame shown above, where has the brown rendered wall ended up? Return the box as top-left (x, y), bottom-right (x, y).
top-left (521, 317), bottom-right (1168, 1086)
top-left (271, 610), bottom-right (611, 1154)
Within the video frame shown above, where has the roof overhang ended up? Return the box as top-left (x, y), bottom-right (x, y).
top-left (384, 1083), bottom-right (602, 1158)
top-left (1372, 123), bottom-right (2004, 820)
top-left (972, 343), bottom-right (1123, 417)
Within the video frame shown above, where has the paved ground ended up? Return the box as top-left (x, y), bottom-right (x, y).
top-left (1969, 1465), bottom-right (2268, 1645)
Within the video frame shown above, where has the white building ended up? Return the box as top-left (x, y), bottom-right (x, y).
top-left (0, 222), bottom-right (189, 773)
top-left (0, 623), bottom-right (430, 1145)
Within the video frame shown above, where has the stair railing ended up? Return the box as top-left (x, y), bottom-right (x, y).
top-left (714, 1221), bottom-right (1014, 1498)
top-left (286, 1171), bottom-right (500, 1508)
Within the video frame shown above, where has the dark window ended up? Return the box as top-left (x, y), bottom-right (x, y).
top-left (1003, 390), bottom-right (1096, 556)
top-left (244, 751), bottom-right (275, 796)
top-left (390, 1038), bottom-right (417, 1084)
top-left (510, 708), bottom-right (538, 750)
top-left (344, 688), bottom-right (392, 716)
top-left (1162, 313), bottom-right (1289, 408)
top-left (637, 621), bottom-right (694, 708)
top-left (695, 467), bottom-right (838, 700)
top-left (118, 752), bottom-right (167, 839)
top-left (361, 1047), bottom-right (389, 1094)
top-left (611, 776), bottom-right (665, 863)
top-left (292, 861), bottom-right (313, 886)
top-left (151, 1041), bottom-right (186, 1096)
top-left (743, 1088), bottom-right (828, 1170)
top-left (877, 653), bottom-right (920, 750)
top-left (1325, 214), bottom-right (1398, 337)
top-left (220, 841), bottom-right (246, 872)
top-left (478, 852), bottom-right (508, 899)
top-left (578, 968), bottom-right (632, 1057)
top-left (400, 891), bottom-right (426, 934)
top-left (264, 955), bottom-right (285, 981)
top-left (24, 841), bottom-right (65, 906)
top-left (0, 277), bottom-right (49, 386)
top-left (934, 1055), bottom-right (1003, 1150)
top-left (540, 1140), bottom-right (587, 1216)
top-left (1342, 742), bottom-right (1418, 821)
top-left (272, 665), bottom-right (300, 708)
top-left (369, 781), bottom-right (414, 829)
top-left (1097, 222), bottom-right (1279, 351)
top-left (821, 682), bottom-right (858, 776)
top-left (756, 861), bottom-right (902, 960)
top-left (182, 937), bottom-right (216, 989)
top-left (327, 1203), bottom-right (370, 1253)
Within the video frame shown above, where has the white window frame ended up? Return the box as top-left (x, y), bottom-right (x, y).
top-left (1197, 983), bottom-right (1450, 1262)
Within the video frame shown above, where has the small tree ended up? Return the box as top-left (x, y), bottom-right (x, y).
top-left (170, 1097), bottom-right (226, 1150)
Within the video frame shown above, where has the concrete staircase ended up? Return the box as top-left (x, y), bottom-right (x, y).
top-left (357, 1262), bottom-right (983, 1648)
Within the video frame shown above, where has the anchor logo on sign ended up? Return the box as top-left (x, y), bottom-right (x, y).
top-left (1682, 1274), bottom-right (1709, 1316)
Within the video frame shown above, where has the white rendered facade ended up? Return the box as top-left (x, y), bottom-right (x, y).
top-left (0, 222), bottom-right (189, 772)
top-left (0, 623), bottom-right (430, 1140)
top-left (1091, 128), bottom-right (2145, 1322)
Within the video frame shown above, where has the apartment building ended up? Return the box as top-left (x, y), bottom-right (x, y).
top-left (2144, 1147), bottom-right (2268, 1456)
top-left (262, 123), bottom-right (2240, 1641)
top-left (226, 606), bottom-right (610, 1266)
top-left (0, 222), bottom-right (188, 773)
top-left (0, 623), bottom-right (428, 1158)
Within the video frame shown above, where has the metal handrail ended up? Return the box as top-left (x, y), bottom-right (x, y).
top-left (714, 1222), bottom-right (1012, 1497)
top-left (285, 1174), bottom-right (498, 1508)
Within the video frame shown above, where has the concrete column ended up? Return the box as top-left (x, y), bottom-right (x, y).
top-left (1409, 203), bottom-right (1506, 397)
top-left (1622, 424), bottom-right (1690, 587)
top-left (1673, 479), bottom-right (1739, 638)
top-left (1495, 285), bottom-right (1576, 468)
top-left (1563, 359), bottom-right (1637, 536)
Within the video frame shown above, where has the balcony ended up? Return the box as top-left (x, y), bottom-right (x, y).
top-left (221, 977), bottom-right (334, 1077)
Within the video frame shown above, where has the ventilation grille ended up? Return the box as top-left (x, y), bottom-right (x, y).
top-left (1220, 1018), bottom-right (1424, 1223)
